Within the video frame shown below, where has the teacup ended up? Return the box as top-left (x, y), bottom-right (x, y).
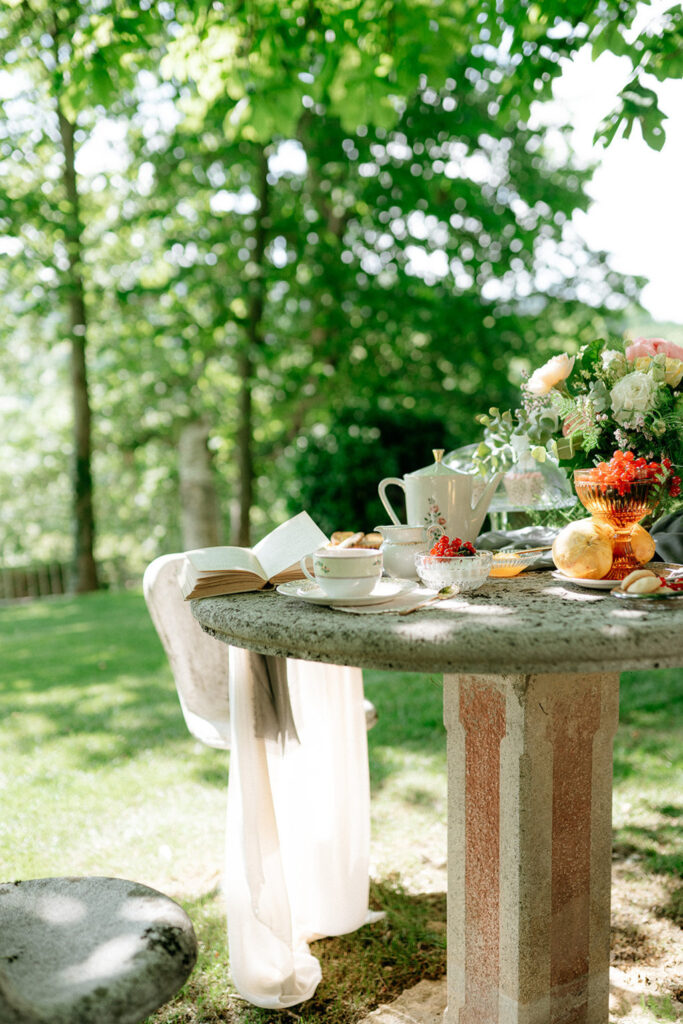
top-left (300, 548), bottom-right (383, 599)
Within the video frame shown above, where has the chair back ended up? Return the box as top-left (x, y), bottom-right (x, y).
top-left (143, 554), bottom-right (230, 749)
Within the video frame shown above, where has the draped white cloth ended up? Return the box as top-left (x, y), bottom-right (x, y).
top-left (142, 556), bottom-right (377, 1008)
top-left (225, 648), bottom-right (375, 1008)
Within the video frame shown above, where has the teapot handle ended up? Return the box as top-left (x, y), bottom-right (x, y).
top-left (378, 478), bottom-right (405, 526)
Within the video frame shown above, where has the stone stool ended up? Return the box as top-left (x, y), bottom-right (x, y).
top-left (0, 876), bottom-right (198, 1024)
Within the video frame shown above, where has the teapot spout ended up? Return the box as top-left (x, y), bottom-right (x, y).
top-left (471, 472), bottom-right (504, 535)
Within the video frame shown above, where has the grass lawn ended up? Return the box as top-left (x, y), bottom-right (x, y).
top-left (0, 590), bottom-right (680, 1023)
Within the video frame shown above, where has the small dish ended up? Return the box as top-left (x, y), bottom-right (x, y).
top-left (611, 585), bottom-right (683, 602)
top-left (276, 579), bottom-right (412, 607)
top-left (489, 550), bottom-right (546, 578)
top-left (415, 551), bottom-right (493, 593)
top-left (610, 566), bottom-right (683, 601)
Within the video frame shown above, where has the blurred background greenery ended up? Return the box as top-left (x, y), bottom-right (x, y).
top-left (0, 1), bottom-right (681, 590)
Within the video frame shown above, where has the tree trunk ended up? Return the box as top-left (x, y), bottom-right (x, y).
top-left (57, 104), bottom-right (99, 593)
top-left (178, 420), bottom-right (223, 549)
top-left (235, 349), bottom-right (253, 546)
top-left (235, 146), bottom-right (270, 547)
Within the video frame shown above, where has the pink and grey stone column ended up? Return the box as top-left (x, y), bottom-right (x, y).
top-left (444, 671), bottom-right (620, 1024)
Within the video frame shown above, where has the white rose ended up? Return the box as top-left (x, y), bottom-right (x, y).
top-left (610, 371), bottom-right (659, 425)
top-left (526, 353), bottom-right (575, 396)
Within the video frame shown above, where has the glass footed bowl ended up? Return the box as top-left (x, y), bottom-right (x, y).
top-left (573, 469), bottom-right (664, 581)
top-left (415, 551), bottom-right (493, 593)
top-left (489, 549), bottom-right (544, 578)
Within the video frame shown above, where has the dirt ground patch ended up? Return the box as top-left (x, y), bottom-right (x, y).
top-left (609, 853), bottom-right (682, 1022)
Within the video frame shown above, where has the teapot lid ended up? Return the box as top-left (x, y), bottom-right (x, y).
top-left (408, 449), bottom-right (459, 478)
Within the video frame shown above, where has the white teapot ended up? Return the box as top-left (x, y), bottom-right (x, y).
top-left (378, 449), bottom-right (502, 544)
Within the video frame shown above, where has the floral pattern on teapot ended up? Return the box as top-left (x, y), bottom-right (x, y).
top-left (424, 497), bottom-right (447, 539)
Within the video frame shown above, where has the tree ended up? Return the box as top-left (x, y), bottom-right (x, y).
top-left (141, 5), bottom-right (644, 537)
top-left (0, 1), bottom-right (159, 589)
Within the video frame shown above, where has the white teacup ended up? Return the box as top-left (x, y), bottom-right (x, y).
top-left (300, 548), bottom-right (383, 599)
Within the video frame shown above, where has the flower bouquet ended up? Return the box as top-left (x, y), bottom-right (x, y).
top-left (485, 335), bottom-right (682, 510)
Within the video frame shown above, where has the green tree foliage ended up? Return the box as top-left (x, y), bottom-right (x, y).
top-left (0, 0), bottom-right (671, 567)
top-left (592, 3), bottom-right (683, 150)
top-left (131, 33), bottom-right (641, 534)
top-left (287, 409), bottom-right (456, 536)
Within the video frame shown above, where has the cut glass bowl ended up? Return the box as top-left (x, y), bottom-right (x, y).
top-left (414, 551), bottom-right (493, 593)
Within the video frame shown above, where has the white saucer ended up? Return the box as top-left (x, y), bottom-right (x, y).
top-left (551, 571), bottom-right (617, 590)
top-left (276, 579), bottom-right (412, 607)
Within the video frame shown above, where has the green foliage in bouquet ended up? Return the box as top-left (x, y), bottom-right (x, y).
top-left (473, 403), bottom-right (561, 476)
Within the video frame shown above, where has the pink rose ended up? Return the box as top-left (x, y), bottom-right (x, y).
top-left (526, 353), bottom-right (575, 396)
top-left (625, 337), bottom-right (683, 362)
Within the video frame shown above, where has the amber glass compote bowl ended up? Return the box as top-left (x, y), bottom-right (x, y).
top-left (573, 468), bottom-right (663, 581)
top-left (573, 470), bottom-right (663, 580)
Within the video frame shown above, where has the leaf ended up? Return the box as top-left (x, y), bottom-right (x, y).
top-left (640, 107), bottom-right (667, 151)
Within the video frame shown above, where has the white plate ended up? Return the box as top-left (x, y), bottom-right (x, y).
top-left (551, 571), bottom-right (617, 590)
top-left (276, 579), bottom-right (413, 607)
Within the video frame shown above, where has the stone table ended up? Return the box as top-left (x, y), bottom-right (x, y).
top-left (192, 572), bottom-right (683, 1024)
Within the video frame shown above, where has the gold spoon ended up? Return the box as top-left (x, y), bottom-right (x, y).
top-left (398, 585), bottom-right (458, 615)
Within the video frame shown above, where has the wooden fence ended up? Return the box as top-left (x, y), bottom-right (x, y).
top-left (0, 562), bottom-right (68, 601)
top-left (0, 559), bottom-right (132, 602)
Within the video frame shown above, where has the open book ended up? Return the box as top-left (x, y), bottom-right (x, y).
top-left (179, 511), bottom-right (328, 599)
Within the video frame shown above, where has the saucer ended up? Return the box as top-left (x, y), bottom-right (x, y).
top-left (551, 571), bottom-right (618, 591)
top-left (276, 579), bottom-right (412, 607)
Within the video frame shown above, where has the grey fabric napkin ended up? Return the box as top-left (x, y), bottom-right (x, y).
top-left (476, 513), bottom-right (683, 567)
top-left (250, 652), bottom-right (300, 747)
top-left (475, 525), bottom-right (558, 568)
top-left (650, 511), bottom-right (683, 564)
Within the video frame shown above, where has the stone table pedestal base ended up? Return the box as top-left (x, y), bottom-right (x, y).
top-left (444, 672), bottom-right (620, 1024)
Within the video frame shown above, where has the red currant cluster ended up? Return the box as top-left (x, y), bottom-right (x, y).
top-left (429, 535), bottom-right (477, 558)
top-left (583, 451), bottom-right (681, 498)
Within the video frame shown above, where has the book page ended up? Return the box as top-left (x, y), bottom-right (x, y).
top-left (185, 546), bottom-right (265, 578)
top-left (253, 511), bottom-right (328, 581)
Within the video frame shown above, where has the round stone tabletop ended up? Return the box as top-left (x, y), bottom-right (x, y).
top-left (192, 572), bottom-right (683, 676)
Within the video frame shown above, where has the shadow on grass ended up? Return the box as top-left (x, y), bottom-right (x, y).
top-left (613, 668), bottom-right (683, 786)
top-left (149, 880), bottom-right (446, 1024)
top-left (613, 823), bottom-right (683, 929)
top-left (0, 590), bottom-right (228, 785)
top-left (364, 670), bottom-right (446, 794)
top-left (611, 668), bottom-right (682, 930)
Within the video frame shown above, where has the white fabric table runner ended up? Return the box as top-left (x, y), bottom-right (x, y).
top-left (225, 647), bottom-right (378, 1008)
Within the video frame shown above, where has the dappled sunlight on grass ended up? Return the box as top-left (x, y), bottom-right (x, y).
top-left (0, 591), bottom-right (229, 890)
